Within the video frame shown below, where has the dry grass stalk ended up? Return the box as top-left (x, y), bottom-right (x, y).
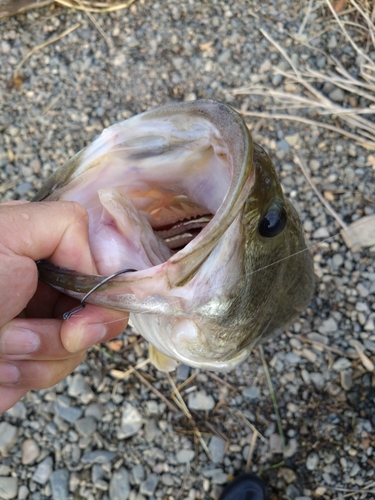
top-left (131, 369), bottom-right (179, 414)
top-left (54, 0), bottom-right (136, 12)
top-left (0, 0), bottom-right (53, 19)
top-left (245, 432), bottom-right (258, 472)
top-left (232, 409), bottom-right (266, 443)
top-left (0, 181), bottom-right (17, 195)
top-left (294, 154), bottom-right (348, 229)
top-left (13, 22), bottom-right (81, 80)
top-left (166, 373), bottom-right (213, 461)
top-left (331, 479), bottom-right (375, 500)
top-left (0, 0), bottom-right (136, 18)
top-left (288, 333), bottom-right (358, 359)
top-left (235, 1), bottom-right (375, 150)
top-left (73, 0), bottom-right (111, 46)
top-left (109, 357), bottom-right (150, 380)
top-left (169, 371), bottom-right (198, 398)
top-left (351, 340), bottom-right (375, 371)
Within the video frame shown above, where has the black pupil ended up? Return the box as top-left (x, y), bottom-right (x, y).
top-left (258, 203), bottom-right (287, 238)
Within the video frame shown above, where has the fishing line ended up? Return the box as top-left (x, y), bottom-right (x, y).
top-left (63, 214), bottom-right (374, 327)
top-left (62, 268), bottom-right (137, 320)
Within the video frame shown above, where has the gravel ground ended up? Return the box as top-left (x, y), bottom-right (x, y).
top-left (1, 1), bottom-right (375, 499)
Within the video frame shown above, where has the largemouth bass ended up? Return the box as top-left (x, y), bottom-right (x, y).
top-left (33, 100), bottom-right (314, 372)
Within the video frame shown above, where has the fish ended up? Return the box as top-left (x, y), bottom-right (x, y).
top-left (33, 99), bottom-right (315, 372)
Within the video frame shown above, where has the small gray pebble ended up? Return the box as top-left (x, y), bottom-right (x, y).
top-left (328, 35), bottom-right (337, 49)
top-left (329, 88), bottom-right (345, 102)
top-left (176, 364), bottom-right (190, 381)
top-left (272, 73), bottom-right (284, 86)
top-left (332, 254), bottom-right (344, 268)
top-left (5, 401), bottom-right (26, 419)
top-left (187, 391), bottom-right (215, 411)
top-left (0, 477), bottom-right (18, 499)
top-left (318, 318), bottom-right (338, 334)
top-left (306, 452), bottom-right (319, 471)
top-left (74, 417), bottom-right (97, 437)
top-left (0, 423), bottom-right (18, 454)
top-left (277, 139), bottom-right (290, 153)
top-left (218, 49), bottom-right (231, 64)
top-left (81, 450), bottom-right (116, 464)
top-left (50, 469), bottom-right (69, 500)
top-left (176, 449), bottom-right (195, 464)
top-left (203, 469), bottom-right (228, 485)
top-left (310, 373), bottom-right (325, 389)
top-left (208, 436), bottom-right (226, 463)
top-left (161, 473), bottom-right (174, 486)
top-left (109, 467), bottom-right (130, 500)
top-left (32, 456), bottom-right (53, 485)
top-left (18, 485), bottom-right (29, 500)
top-left (55, 396), bottom-right (83, 423)
top-left (286, 484), bottom-right (301, 500)
top-left (332, 357), bottom-right (351, 372)
top-left (364, 339), bottom-right (375, 352)
top-left (68, 373), bottom-right (89, 398)
top-left (313, 227), bottom-right (329, 239)
top-left (118, 404), bottom-right (143, 439)
top-left (242, 387), bottom-right (260, 400)
top-left (145, 419), bottom-right (159, 442)
top-left (15, 182), bottom-right (32, 195)
top-left (269, 433), bottom-right (283, 454)
top-left (284, 352), bottom-right (301, 364)
top-left (131, 464), bottom-right (145, 485)
top-left (140, 473), bottom-right (159, 496)
top-left (340, 370), bottom-right (353, 391)
top-left (316, 56), bottom-right (326, 69)
top-left (21, 439), bottom-right (40, 465)
top-left (85, 403), bottom-right (103, 421)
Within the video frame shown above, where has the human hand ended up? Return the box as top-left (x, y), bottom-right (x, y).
top-left (0, 201), bottom-right (129, 413)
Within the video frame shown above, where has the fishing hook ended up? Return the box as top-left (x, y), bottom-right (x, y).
top-left (63, 268), bottom-right (137, 320)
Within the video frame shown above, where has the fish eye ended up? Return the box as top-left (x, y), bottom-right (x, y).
top-left (258, 203), bottom-right (287, 238)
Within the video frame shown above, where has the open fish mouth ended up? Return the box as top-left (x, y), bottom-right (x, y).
top-left (34, 100), bottom-right (314, 372)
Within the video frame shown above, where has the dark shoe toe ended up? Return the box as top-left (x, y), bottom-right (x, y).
top-left (219, 473), bottom-right (269, 500)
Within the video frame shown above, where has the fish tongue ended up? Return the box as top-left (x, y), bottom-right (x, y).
top-left (90, 188), bottom-right (172, 275)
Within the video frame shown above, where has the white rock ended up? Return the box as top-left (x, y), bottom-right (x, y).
top-left (306, 452), bottom-right (319, 471)
top-left (0, 477), bottom-right (18, 499)
top-left (187, 391), bottom-right (215, 411)
top-left (332, 357), bottom-right (351, 372)
top-left (0, 423), bottom-right (18, 454)
top-left (176, 449), bottom-right (195, 464)
top-left (118, 404), bottom-right (143, 439)
top-left (318, 318), bottom-right (338, 334)
top-left (21, 439), bottom-right (40, 465)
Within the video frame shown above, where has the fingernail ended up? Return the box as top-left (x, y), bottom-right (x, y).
top-left (69, 323), bottom-right (107, 352)
top-left (0, 327), bottom-right (40, 355)
top-left (0, 363), bottom-right (20, 384)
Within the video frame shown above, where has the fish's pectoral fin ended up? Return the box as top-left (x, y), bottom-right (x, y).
top-left (149, 344), bottom-right (179, 372)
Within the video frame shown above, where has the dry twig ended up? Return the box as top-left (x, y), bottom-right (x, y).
top-left (166, 373), bottom-right (213, 461)
top-left (294, 153), bottom-right (348, 230)
top-left (13, 22), bottom-right (81, 80)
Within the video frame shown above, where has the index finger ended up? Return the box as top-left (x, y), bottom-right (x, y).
top-left (0, 201), bottom-right (96, 272)
top-left (0, 201), bottom-right (97, 324)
